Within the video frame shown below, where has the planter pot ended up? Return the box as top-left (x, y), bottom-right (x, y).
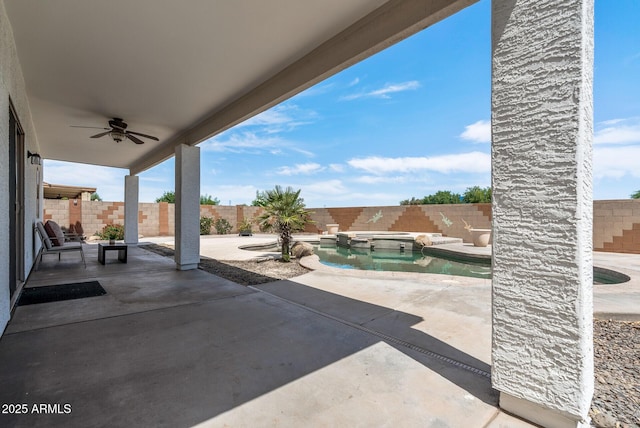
top-left (469, 229), bottom-right (491, 247)
top-left (109, 239), bottom-right (115, 245)
top-left (326, 224), bottom-right (339, 235)
top-left (239, 231), bottom-right (252, 236)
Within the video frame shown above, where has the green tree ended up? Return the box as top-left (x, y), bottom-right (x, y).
top-left (631, 190), bottom-right (640, 199)
top-left (155, 190), bottom-right (176, 203)
top-left (251, 190), bottom-right (268, 207)
top-left (423, 190), bottom-right (462, 204)
top-left (257, 186), bottom-right (313, 262)
top-left (90, 192), bottom-right (102, 201)
top-left (463, 186), bottom-right (492, 203)
top-left (200, 194), bottom-right (220, 205)
top-left (399, 196), bottom-right (422, 205)
top-left (156, 191), bottom-right (220, 205)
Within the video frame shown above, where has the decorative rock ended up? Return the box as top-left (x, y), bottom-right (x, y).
top-left (591, 320), bottom-right (640, 427)
top-left (591, 409), bottom-right (618, 428)
top-left (415, 234), bottom-right (432, 247)
top-left (291, 241), bottom-right (314, 258)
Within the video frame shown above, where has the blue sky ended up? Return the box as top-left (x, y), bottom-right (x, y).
top-left (45, 0), bottom-right (640, 207)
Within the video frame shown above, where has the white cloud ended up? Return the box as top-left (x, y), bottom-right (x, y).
top-left (348, 77), bottom-right (360, 87)
top-left (347, 152), bottom-right (491, 175)
top-left (342, 81), bottom-right (420, 101)
top-left (139, 176), bottom-right (169, 183)
top-left (594, 145), bottom-right (640, 179)
top-left (594, 118), bottom-right (640, 145)
top-left (201, 185), bottom-right (259, 205)
top-left (201, 132), bottom-right (280, 153)
top-left (296, 83), bottom-right (335, 98)
top-left (353, 175), bottom-right (408, 184)
top-left (201, 129), bottom-right (315, 157)
top-left (276, 163), bottom-right (324, 176)
top-left (460, 120), bottom-right (491, 143)
top-left (599, 118), bottom-right (625, 126)
top-left (329, 163), bottom-right (345, 173)
top-left (43, 160), bottom-right (127, 201)
top-left (237, 104), bottom-right (316, 133)
top-left (302, 180), bottom-right (348, 195)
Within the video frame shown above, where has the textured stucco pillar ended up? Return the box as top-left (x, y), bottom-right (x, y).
top-left (124, 175), bottom-right (139, 245)
top-left (175, 144), bottom-right (200, 270)
top-left (491, 1), bottom-right (593, 427)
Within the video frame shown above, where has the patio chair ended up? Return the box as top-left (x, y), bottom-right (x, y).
top-left (34, 221), bottom-right (86, 270)
top-left (63, 222), bottom-right (86, 242)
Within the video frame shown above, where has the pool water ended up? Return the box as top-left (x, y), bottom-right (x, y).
top-left (315, 246), bottom-right (492, 280)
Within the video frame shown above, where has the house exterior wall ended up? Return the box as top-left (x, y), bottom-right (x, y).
top-left (0, 1), bottom-right (42, 333)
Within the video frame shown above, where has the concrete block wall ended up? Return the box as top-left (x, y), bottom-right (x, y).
top-left (199, 205), bottom-right (238, 234)
top-left (43, 199), bottom-right (70, 226)
top-left (594, 199), bottom-right (640, 254)
top-left (84, 202), bottom-right (125, 236)
top-left (307, 204), bottom-right (492, 243)
top-left (42, 199), bottom-right (640, 253)
top-left (139, 203), bottom-right (158, 237)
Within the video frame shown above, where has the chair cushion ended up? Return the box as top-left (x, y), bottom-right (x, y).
top-left (44, 220), bottom-right (65, 247)
top-left (36, 222), bottom-right (53, 250)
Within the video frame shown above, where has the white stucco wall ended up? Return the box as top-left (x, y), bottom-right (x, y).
top-left (0, 1), bottom-right (41, 333)
top-left (174, 144), bottom-right (200, 270)
top-left (491, 0), bottom-right (594, 426)
top-left (124, 175), bottom-right (139, 244)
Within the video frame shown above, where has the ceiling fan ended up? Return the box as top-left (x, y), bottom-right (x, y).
top-left (71, 118), bottom-right (159, 145)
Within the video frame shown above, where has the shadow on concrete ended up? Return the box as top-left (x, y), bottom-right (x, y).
top-left (142, 242), bottom-right (284, 285)
top-left (257, 279), bottom-right (497, 401)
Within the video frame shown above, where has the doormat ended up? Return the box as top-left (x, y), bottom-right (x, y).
top-left (18, 281), bottom-right (107, 306)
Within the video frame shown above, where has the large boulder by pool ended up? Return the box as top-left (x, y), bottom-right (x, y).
top-left (415, 234), bottom-right (433, 247)
top-left (291, 241), bottom-right (314, 258)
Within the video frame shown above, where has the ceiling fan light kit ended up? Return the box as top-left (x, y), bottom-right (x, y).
top-left (110, 130), bottom-right (126, 143)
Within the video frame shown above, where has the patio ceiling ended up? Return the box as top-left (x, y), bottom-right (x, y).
top-left (5, 0), bottom-right (476, 175)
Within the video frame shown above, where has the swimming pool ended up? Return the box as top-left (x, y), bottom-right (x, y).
top-left (315, 245), bottom-right (491, 279)
top-left (314, 245), bottom-right (630, 284)
top-left (240, 240), bottom-right (629, 284)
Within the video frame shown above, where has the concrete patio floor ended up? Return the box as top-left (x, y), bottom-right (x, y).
top-left (1, 237), bottom-right (638, 427)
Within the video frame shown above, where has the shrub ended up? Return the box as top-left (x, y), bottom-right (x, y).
top-left (214, 218), bottom-right (232, 235)
top-left (97, 224), bottom-right (124, 240)
top-left (200, 216), bottom-right (213, 235)
top-left (238, 218), bottom-right (253, 232)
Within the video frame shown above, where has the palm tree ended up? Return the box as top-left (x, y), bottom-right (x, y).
top-left (257, 186), bottom-right (313, 262)
top-left (632, 190), bottom-right (640, 199)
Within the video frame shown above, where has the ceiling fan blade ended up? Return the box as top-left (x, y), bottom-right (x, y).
top-left (90, 131), bottom-right (111, 138)
top-left (71, 125), bottom-right (110, 130)
top-left (127, 134), bottom-right (145, 145)
top-left (126, 130), bottom-right (159, 141)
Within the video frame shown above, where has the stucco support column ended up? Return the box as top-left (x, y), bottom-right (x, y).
top-left (175, 144), bottom-right (200, 270)
top-left (491, 1), bottom-right (593, 427)
top-left (124, 175), bottom-right (139, 245)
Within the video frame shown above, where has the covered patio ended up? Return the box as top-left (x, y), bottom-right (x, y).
top-left (1, 242), bottom-right (529, 427)
top-left (2, 0), bottom-right (598, 426)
